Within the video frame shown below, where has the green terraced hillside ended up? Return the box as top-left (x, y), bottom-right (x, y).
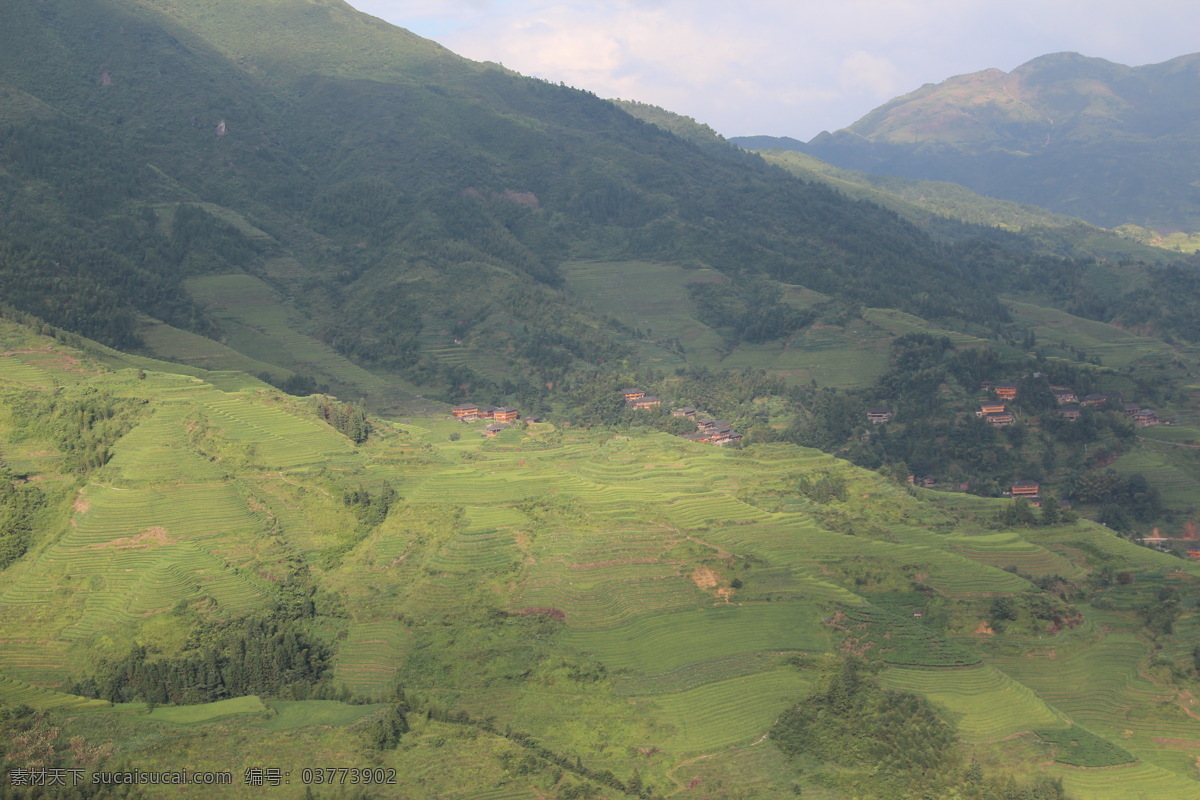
top-left (1, 320), bottom-right (1200, 799)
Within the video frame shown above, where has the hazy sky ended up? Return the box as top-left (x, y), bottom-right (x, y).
top-left (348, 1), bottom-right (1200, 140)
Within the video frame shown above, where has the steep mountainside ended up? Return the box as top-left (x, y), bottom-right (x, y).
top-left (618, 101), bottom-right (1171, 261)
top-left (0, 0), bottom-right (1019, 413)
top-left (742, 52), bottom-right (1200, 231)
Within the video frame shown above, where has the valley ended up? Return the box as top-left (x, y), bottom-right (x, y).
top-left (2, 1), bottom-right (1200, 798)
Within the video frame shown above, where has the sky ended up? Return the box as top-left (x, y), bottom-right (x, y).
top-left (347, 0), bottom-right (1200, 140)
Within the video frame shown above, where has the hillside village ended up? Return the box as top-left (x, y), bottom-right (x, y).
top-left (622, 388), bottom-right (746, 445)
top-left (867, 376), bottom-right (1165, 512)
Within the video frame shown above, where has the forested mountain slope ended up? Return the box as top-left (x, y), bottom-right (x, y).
top-left (0, 0), bottom-right (1013, 409)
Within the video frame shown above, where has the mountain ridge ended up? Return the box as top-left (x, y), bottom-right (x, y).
top-left (738, 51), bottom-right (1200, 230)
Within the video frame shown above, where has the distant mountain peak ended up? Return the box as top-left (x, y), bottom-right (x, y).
top-left (785, 51), bottom-right (1200, 230)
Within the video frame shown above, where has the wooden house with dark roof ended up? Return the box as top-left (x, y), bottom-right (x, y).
top-left (452, 403), bottom-right (479, 420)
top-left (713, 430), bottom-right (742, 446)
top-left (493, 407), bottom-right (519, 423)
top-left (866, 407), bottom-right (894, 424)
top-left (1059, 405), bottom-right (1082, 421)
top-left (476, 405), bottom-right (498, 419)
top-left (985, 411), bottom-right (1014, 426)
top-left (977, 402), bottom-right (1007, 417)
top-left (672, 406), bottom-right (697, 418)
top-left (631, 396), bottom-right (661, 410)
top-left (1133, 409), bottom-right (1160, 427)
top-left (621, 388), bottom-right (646, 403)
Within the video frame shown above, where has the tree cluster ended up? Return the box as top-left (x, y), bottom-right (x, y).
top-left (72, 612), bottom-right (331, 705)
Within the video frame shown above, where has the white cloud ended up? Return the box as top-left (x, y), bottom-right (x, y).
top-left (839, 51), bottom-right (900, 97)
top-left (351, 0), bottom-right (1200, 139)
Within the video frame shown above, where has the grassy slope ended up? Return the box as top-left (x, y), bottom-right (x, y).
top-left (561, 259), bottom-right (893, 388)
top-left (3, 322), bottom-right (1200, 798)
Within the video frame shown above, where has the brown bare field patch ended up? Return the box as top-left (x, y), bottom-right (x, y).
top-left (72, 495), bottom-right (90, 514)
top-left (691, 565), bottom-right (721, 590)
top-left (91, 526), bottom-right (171, 549)
top-left (974, 621), bottom-right (995, 635)
top-left (1154, 737), bottom-right (1200, 749)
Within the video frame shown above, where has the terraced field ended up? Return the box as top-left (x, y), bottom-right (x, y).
top-left (138, 318), bottom-right (289, 382)
top-left (0, 353), bottom-right (58, 388)
top-left (2, 481), bottom-right (269, 643)
top-left (881, 665), bottom-right (1062, 741)
top-left (988, 632), bottom-right (1200, 775)
top-left (563, 604), bottom-right (828, 674)
top-left (559, 260), bottom-right (894, 387)
top-left (3, 332), bottom-right (1200, 799)
top-left (334, 621), bottom-right (413, 696)
top-left (1054, 762), bottom-right (1200, 800)
top-left (184, 273), bottom-right (436, 414)
top-left (0, 674), bottom-right (109, 711)
top-left (652, 668), bottom-right (815, 753)
top-left (946, 532), bottom-right (1087, 579)
top-left (197, 394), bottom-right (356, 469)
top-left (1111, 444), bottom-right (1200, 513)
top-left (1005, 300), bottom-right (1179, 370)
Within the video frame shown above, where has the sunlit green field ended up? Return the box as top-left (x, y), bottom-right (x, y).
top-left (3, 321), bottom-right (1200, 798)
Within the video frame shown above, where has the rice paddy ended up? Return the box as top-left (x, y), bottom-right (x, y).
top-left (2, 332), bottom-right (1199, 799)
top-left (559, 260), bottom-right (894, 387)
top-left (881, 665), bottom-right (1062, 741)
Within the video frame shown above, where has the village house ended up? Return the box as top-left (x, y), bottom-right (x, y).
top-left (672, 406), bottom-right (697, 418)
top-left (1122, 403), bottom-right (1141, 416)
top-left (1011, 480), bottom-right (1040, 497)
top-left (621, 388), bottom-right (646, 403)
top-left (985, 411), bottom-right (1014, 427)
top-left (977, 402), bottom-right (1007, 417)
top-left (451, 403), bottom-right (479, 420)
top-left (484, 424), bottom-right (504, 437)
top-left (454, 402), bottom-right (519, 423)
top-left (631, 396), bottom-right (661, 410)
top-left (866, 407), bottom-right (894, 424)
top-left (1132, 409), bottom-right (1160, 427)
top-left (1011, 480), bottom-right (1041, 507)
top-left (994, 382), bottom-right (1019, 400)
top-left (1051, 388), bottom-right (1078, 405)
top-left (1059, 405), bottom-right (1082, 421)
